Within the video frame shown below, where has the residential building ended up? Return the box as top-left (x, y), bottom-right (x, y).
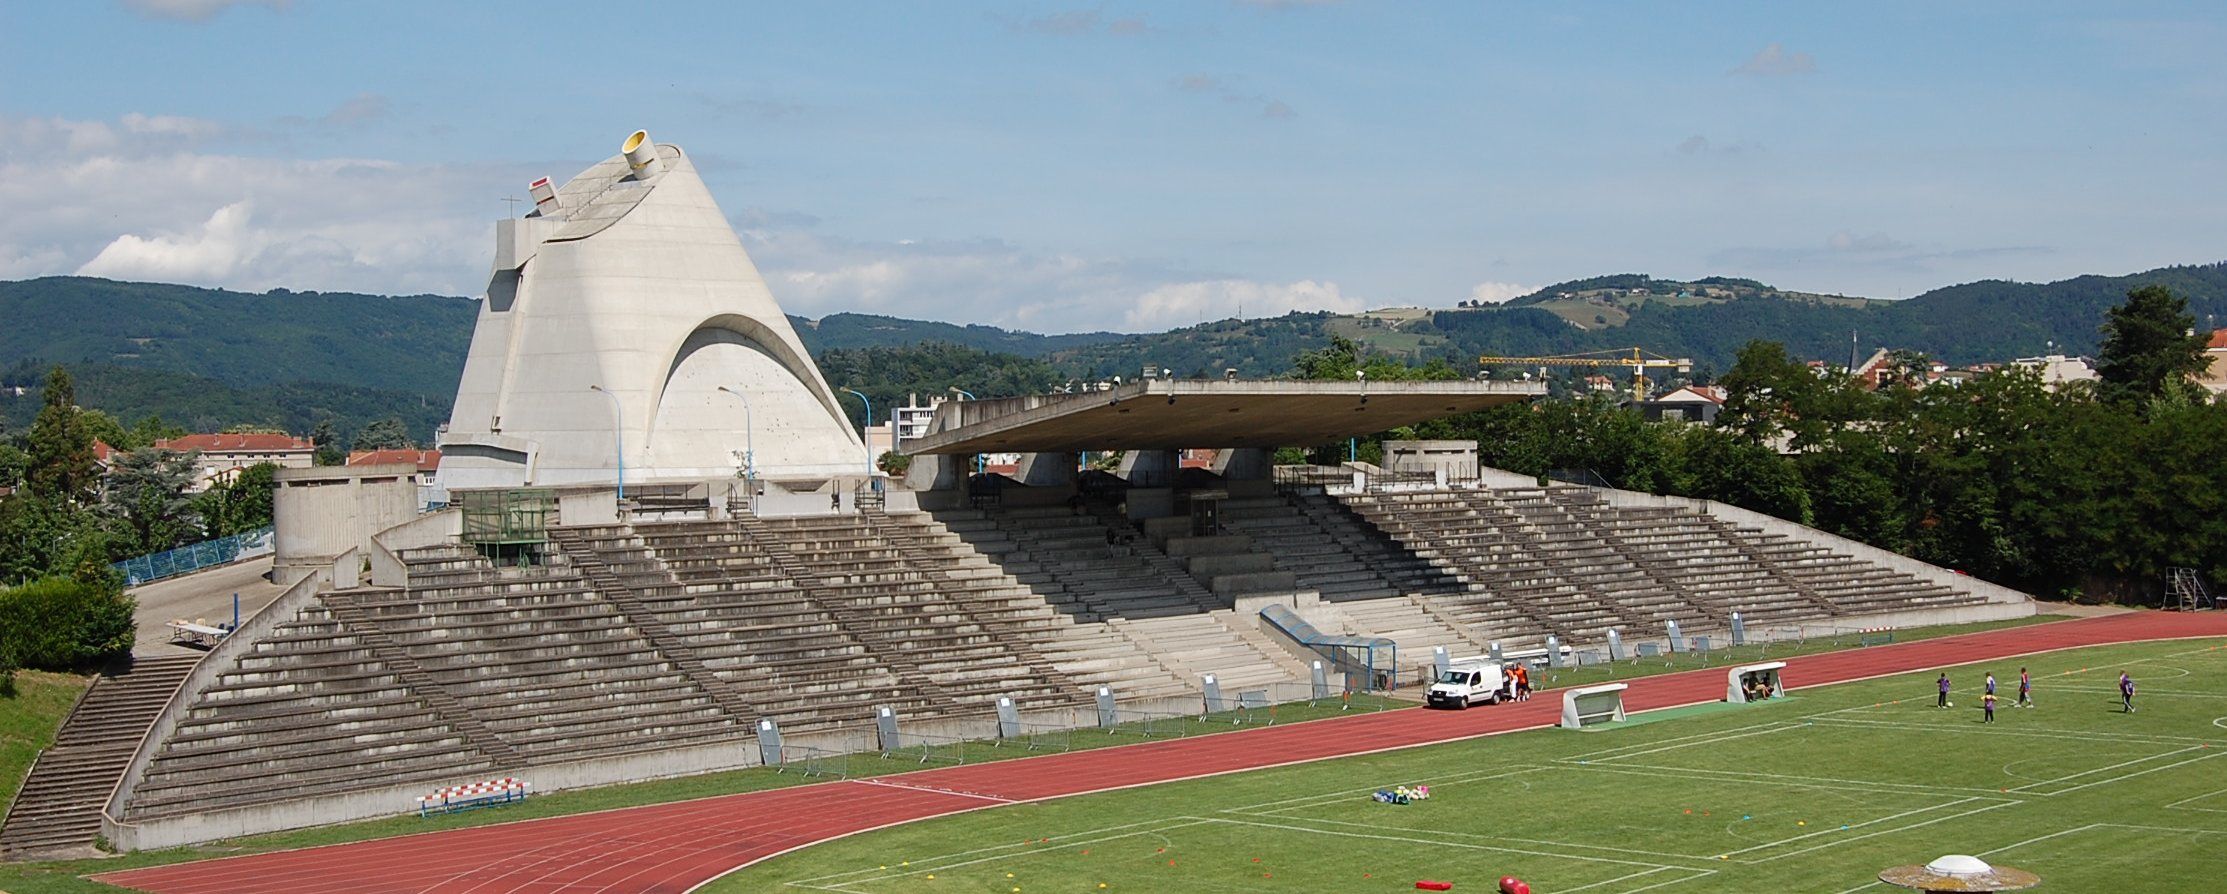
top-left (1639, 385), bottom-right (1726, 424)
top-left (156, 433), bottom-right (316, 490)
top-left (2009, 354), bottom-right (2099, 392)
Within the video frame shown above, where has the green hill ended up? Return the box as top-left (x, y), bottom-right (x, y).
top-left (5, 263), bottom-right (2225, 438)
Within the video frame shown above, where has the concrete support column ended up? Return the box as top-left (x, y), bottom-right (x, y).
top-left (903, 453), bottom-right (967, 494)
top-left (1211, 447), bottom-right (1273, 481)
top-left (1016, 451), bottom-right (1079, 488)
top-left (1117, 448), bottom-right (1180, 487)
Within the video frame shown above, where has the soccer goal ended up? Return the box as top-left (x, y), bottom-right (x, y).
top-left (1560, 683), bottom-right (1629, 730)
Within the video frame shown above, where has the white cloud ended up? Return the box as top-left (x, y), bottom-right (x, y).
top-left (78, 200), bottom-right (258, 281)
top-left (120, 0), bottom-right (288, 22)
top-left (1467, 281), bottom-right (1533, 304)
top-left (1126, 279), bottom-right (1360, 329)
top-left (0, 112), bottom-right (520, 297)
top-left (739, 225), bottom-right (1361, 333)
top-left (1733, 43), bottom-right (1816, 77)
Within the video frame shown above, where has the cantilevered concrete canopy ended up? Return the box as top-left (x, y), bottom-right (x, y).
top-left (905, 379), bottom-right (1544, 455)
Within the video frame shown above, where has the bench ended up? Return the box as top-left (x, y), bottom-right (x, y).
top-left (1727, 661), bottom-right (1787, 703)
top-left (416, 777), bottom-right (531, 817)
top-left (1560, 683), bottom-right (1628, 730)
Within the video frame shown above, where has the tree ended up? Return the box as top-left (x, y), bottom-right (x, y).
top-left (310, 418), bottom-right (344, 466)
top-left (196, 461), bottom-right (277, 537)
top-left (352, 416), bottom-right (413, 451)
top-left (101, 447), bottom-right (203, 557)
top-left (1716, 341), bottom-right (1820, 447)
top-left (0, 576), bottom-right (137, 669)
top-left (128, 414), bottom-right (188, 449)
top-left (2097, 284), bottom-right (2208, 406)
top-left (24, 366), bottom-right (99, 505)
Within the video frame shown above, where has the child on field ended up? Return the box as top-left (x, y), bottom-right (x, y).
top-left (1982, 690), bottom-right (1996, 723)
top-left (2017, 667), bottom-right (2033, 708)
top-left (1936, 673), bottom-right (1951, 709)
top-left (2120, 671), bottom-right (2136, 713)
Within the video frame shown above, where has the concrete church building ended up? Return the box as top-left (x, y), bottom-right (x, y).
top-left (437, 131), bottom-right (865, 492)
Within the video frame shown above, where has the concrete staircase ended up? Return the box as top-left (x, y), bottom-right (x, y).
top-left (0, 654), bottom-right (199, 857)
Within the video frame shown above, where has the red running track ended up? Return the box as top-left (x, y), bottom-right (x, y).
top-left (94, 611), bottom-right (2227, 894)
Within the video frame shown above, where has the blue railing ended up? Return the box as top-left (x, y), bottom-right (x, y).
top-left (1259, 604), bottom-right (1399, 691)
top-left (112, 526), bottom-right (275, 587)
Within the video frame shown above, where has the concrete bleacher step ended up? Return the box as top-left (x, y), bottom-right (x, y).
top-left (1, 654), bottom-right (200, 858)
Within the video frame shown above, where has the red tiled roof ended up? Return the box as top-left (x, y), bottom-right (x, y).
top-left (157, 433), bottom-right (314, 453)
top-left (348, 448), bottom-right (440, 471)
top-left (2209, 329), bottom-right (2227, 350)
top-left (92, 440), bottom-right (118, 462)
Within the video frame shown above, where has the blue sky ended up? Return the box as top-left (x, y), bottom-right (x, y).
top-left (3, 1), bottom-right (2222, 332)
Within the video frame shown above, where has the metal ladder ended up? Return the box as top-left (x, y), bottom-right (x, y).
top-left (2169, 567), bottom-right (2215, 611)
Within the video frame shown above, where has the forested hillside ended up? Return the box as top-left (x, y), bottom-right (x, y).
top-left (4, 263), bottom-right (2224, 438)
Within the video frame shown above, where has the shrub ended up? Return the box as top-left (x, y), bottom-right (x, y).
top-left (0, 576), bottom-right (137, 670)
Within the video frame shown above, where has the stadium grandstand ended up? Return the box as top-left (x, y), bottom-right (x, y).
top-left (0, 133), bottom-right (2034, 858)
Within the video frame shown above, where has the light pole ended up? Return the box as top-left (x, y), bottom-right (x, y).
top-left (840, 387), bottom-right (875, 475)
top-left (715, 385), bottom-right (756, 488)
top-left (587, 384), bottom-right (625, 500)
top-left (947, 387), bottom-right (982, 474)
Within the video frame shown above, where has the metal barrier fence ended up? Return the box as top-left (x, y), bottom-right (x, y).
top-left (112, 526), bottom-right (275, 587)
top-left (775, 745), bottom-right (851, 779)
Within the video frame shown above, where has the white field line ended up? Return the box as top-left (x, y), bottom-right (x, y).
top-left (1562, 723), bottom-right (1805, 762)
top-left (1202, 816), bottom-right (1689, 870)
top-left (1558, 721), bottom-right (1800, 761)
top-left (785, 816), bottom-right (1195, 886)
top-left (1718, 798), bottom-right (1986, 858)
top-left (2164, 786), bottom-right (2227, 813)
top-left (2094, 822), bottom-right (2227, 835)
top-left (2045, 749), bottom-right (2227, 796)
top-left (2046, 685), bottom-right (2227, 699)
top-left (849, 778), bottom-right (1016, 802)
top-left (1814, 715), bottom-right (2222, 745)
top-left (1830, 883), bottom-right (1886, 894)
top-left (1753, 800), bottom-right (2020, 862)
top-left (1610, 870), bottom-right (1719, 894)
top-left (1582, 762), bottom-right (2003, 796)
top-left (1564, 762), bottom-right (1982, 799)
top-left (1976, 822), bottom-right (2103, 856)
top-left (1556, 866), bottom-right (1711, 893)
top-left (784, 818), bottom-right (1216, 891)
top-left (1221, 811), bottom-right (1713, 863)
top-left (2006, 746), bottom-right (2203, 793)
top-left (1223, 765), bottom-right (1550, 813)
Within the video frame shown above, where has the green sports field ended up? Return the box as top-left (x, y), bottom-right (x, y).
top-left (722, 638), bottom-right (2227, 893)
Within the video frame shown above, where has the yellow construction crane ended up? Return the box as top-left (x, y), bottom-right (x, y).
top-left (1476, 347), bottom-right (1694, 402)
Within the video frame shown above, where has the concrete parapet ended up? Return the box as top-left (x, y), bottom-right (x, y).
top-left (102, 552), bottom-right (347, 842)
top-left (107, 732), bottom-right (757, 852)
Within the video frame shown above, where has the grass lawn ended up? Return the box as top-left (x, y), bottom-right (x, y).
top-left (0, 612), bottom-right (2074, 891)
top-left (2, 670), bottom-right (94, 810)
top-left (723, 636), bottom-right (2227, 893)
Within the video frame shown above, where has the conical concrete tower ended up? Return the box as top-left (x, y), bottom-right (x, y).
top-left (438, 132), bottom-right (865, 491)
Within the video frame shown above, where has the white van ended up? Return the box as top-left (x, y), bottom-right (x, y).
top-left (1426, 658), bottom-right (1509, 709)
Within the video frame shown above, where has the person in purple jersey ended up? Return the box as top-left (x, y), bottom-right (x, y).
top-left (1937, 673), bottom-right (1952, 708)
top-left (2119, 671), bottom-right (2136, 713)
top-left (1985, 672), bottom-right (1997, 699)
